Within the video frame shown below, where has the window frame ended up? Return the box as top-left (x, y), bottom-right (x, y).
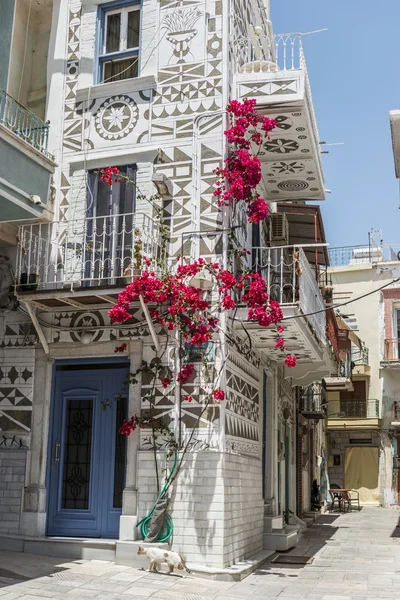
top-left (393, 305), bottom-right (400, 359)
top-left (97, 0), bottom-right (141, 85)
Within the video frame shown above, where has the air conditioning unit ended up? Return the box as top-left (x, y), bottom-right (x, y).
top-left (269, 213), bottom-right (289, 245)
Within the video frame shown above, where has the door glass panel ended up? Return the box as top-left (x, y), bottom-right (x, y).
top-left (113, 397), bottom-right (127, 509)
top-left (62, 399), bottom-right (93, 510)
top-left (106, 13), bottom-right (121, 53)
top-left (127, 10), bottom-right (140, 48)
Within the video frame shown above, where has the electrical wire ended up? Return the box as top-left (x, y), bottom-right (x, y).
top-left (282, 277), bottom-right (400, 322)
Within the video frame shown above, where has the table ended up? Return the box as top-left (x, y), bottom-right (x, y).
top-left (329, 488), bottom-right (352, 513)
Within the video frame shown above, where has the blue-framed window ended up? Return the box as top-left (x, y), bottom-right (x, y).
top-left (98, 1), bottom-right (141, 83)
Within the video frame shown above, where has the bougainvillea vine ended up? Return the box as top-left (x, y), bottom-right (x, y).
top-left (214, 98), bottom-right (276, 224)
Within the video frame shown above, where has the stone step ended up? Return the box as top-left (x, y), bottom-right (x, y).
top-left (263, 515), bottom-right (283, 533)
top-left (263, 526), bottom-right (298, 552)
top-left (0, 534), bottom-right (117, 560)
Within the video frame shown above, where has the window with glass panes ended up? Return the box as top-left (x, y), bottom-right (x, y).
top-left (99, 3), bottom-right (140, 83)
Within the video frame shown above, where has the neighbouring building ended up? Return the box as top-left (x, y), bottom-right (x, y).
top-left (0, 0), bottom-right (55, 538)
top-left (326, 240), bottom-right (400, 507)
top-left (0, 0), bottom-right (336, 571)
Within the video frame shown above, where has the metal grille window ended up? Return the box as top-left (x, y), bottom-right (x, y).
top-left (99, 3), bottom-right (140, 83)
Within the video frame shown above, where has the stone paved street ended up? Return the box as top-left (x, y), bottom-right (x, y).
top-left (1, 507), bottom-right (400, 600)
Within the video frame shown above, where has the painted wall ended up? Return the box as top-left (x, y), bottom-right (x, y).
top-left (8, 0), bottom-right (52, 119)
top-left (328, 263), bottom-right (392, 401)
top-left (0, 136), bottom-right (53, 219)
top-left (328, 262), bottom-right (398, 505)
top-left (0, 0), bottom-right (16, 92)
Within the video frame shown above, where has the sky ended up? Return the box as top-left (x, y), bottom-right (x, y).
top-left (272, 1), bottom-right (400, 248)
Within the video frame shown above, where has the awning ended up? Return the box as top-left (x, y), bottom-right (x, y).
top-left (336, 315), bottom-right (362, 349)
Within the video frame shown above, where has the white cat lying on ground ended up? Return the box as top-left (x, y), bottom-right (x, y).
top-left (137, 545), bottom-right (191, 574)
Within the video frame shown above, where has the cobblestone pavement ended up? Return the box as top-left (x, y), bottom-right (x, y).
top-left (1, 507), bottom-right (400, 599)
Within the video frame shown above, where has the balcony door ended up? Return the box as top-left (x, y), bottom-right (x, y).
top-left (83, 165), bottom-right (136, 285)
top-left (340, 380), bottom-right (367, 418)
top-left (47, 362), bottom-right (128, 537)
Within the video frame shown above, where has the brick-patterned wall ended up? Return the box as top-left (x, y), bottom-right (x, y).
top-left (382, 288), bottom-right (400, 358)
top-left (222, 453), bottom-right (263, 566)
top-left (0, 449), bottom-right (27, 535)
top-left (137, 451), bottom-right (263, 568)
top-left (326, 308), bottom-right (339, 365)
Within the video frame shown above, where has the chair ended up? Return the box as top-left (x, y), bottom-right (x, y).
top-left (340, 491), bottom-right (352, 513)
top-left (348, 489), bottom-right (360, 511)
top-left (329, 483), bottom-right (342, 512)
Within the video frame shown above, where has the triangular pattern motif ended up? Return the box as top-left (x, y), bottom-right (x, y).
top-left (225, 368), bottom-right (260, 443)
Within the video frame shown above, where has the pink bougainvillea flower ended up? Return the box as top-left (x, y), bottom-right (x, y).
top-left (114, 342), bottom-right (127, 353)
top-left (184, 395), bottom-right (193, 403)
top-left (274, 338), bottom-right (285, 350)
top-left (285, 355), bottom-right (297, 368)
top-left (177, 363), bottom-right (194, 384)
top-left (212, 389), bottom-right (225, 401)
top-left (161, 378), bottom-right (171, 389)
top-left (99, 166), bottom-right (120, 186)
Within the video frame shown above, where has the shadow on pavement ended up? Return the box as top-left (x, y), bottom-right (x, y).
top-left (254, 512), bottom-right (341, 577)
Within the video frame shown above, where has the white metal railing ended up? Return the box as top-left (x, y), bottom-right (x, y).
top-left (0, 90), bottom-right (50, 156)
top-left (16, 213), bottom-right (160, 291)
top-left (235, 32), bottom-right (302, 74)
top-left (251, 245), bottom-right (326, 343)
top-left (235, 33), bottom-right (321, 148)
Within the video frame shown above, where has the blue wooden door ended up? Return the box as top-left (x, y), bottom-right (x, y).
top-left (47, 362), bottom-right (128, 538)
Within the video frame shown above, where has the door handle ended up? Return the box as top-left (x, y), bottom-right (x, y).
top-left (55, 442), bottom-right (60, 463)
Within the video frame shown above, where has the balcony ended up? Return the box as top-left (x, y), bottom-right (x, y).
top-left (299, 383), bottom-right (326, 420)
top-left (324, 356), bottom-right (353, 392)
top-left (234, 245), bottom-right (332, 383)
top-left (0, 90), bottom-right (55, 227)
top-left (327, 399), bottom-right (381, 430)
top-left (234, 34), bottom-right (324, 202)
top-left (382, 339), bottom-right (400, 368)
top-left (352, 343), bottom-right (371, 377)
top-left (15, 212), bottom-right (160, 309)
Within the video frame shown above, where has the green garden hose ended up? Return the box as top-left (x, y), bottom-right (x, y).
top-left (136, 452), bottom-right (178, 542)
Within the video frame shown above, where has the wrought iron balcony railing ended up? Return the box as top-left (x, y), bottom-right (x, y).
top-left (299, 383), bottom-right (326, 419)
top-left (0, 90), bottom-right (50, 156)
top-left (16, 213), bottom-right (160, 291)
top-left (384, 339), bottom-right (400, 362)
top-left (327, 400), bottom-right (380, 419)
top-left (251, 245), bottom-right (326, 343)
top-left (352, 344), bottom-right (369, 365)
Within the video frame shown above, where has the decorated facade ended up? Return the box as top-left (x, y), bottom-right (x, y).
top-left (0, 0), bottom-right (335, 570)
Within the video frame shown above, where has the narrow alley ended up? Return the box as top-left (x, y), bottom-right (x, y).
top-left (1, 507), bottom-right (400, 600)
